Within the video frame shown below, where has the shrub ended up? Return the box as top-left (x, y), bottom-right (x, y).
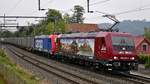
top-left (138, 54), bottom-right (149, 64)
top-left (138, 54), bottom-right (150, 69)
top-left (0, 49), bottom-right (39, 84)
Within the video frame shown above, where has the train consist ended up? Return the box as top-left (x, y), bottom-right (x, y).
top-left (1, 32), bottom-right (138, 72)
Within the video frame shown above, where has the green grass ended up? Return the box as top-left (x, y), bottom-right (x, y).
top-left (0, 49), bottom-right (39, 84)
top-left (0, 76), bottom-right (6, 84)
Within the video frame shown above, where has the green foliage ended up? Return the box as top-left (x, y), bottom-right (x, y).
top-left (46, 9), bottom-right (62, 23)
top-left (138, 54), bottom-right (150, 68)
top-left (63, 13), bottom-right (71, 24)
top-left (55, 20), bottom-right (66, 33)
top-left (0, 31), bottom-right (14, 37)
top-left (0, 49), bottom-right (6, 57)
top-left (70, 5), bottom-right (85, 23)
top-left (9, 9), bottom-right (66, 37)
top-left (145, 61), bottom-right (150, 69)
top-left (31, 9), bottom-right (66, 35)
top-left (138, 54), bottom-right (147, 63)
top-left (0, 49), bottom-right (39, 84)
top-left (0, 75), bottom-right (6, 84)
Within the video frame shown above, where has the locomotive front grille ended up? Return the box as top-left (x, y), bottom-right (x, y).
top-left (111, 61), bottom-right (137, 70)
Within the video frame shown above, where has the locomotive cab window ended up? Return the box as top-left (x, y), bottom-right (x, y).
top-left (112, 36), bottom-right (134, 51)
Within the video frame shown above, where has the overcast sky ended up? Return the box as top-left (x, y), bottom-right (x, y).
top-left (0, 0), bottom-right (150, 26)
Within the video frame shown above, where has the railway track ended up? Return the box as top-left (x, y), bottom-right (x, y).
top-left (6, 46), bottom-right (101, 84)
top-left (120, 72), bottom-right (150, 84)
top-left (4, 45), bottom-right (150, 84)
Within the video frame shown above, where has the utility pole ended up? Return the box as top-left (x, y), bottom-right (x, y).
top-left (38, 0), bottom-right (45, 11)
top-left (0, 23), bottom-right (2, 49)
top-left (0, 22), bottom-right (1, 49)
top-left (0, 23), bottom-right (1, 32)
top-left (87, 0), bottom-right (93, 13)
top-left (3, 14), bottom-right (6, 29)
top-left (38, 0), bottom-right (40, 11)
top-left (87, 0), bottom-right (90, 13)
top-left (0, 22), bottom-right (1, 37)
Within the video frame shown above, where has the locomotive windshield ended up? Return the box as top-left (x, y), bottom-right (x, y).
top-left (112, 36), bottom-right (134, 51)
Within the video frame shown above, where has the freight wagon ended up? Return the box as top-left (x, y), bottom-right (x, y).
top-left (2, 37), bottom-right (34, 50)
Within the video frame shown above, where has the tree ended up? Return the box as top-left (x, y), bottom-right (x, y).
top-left (55, 20), bottom-right (66, 33)
top-left (1, 30), bottom-right (14, 37)
top-left (45, 9), bottom-right (66, 33)
top-left (46, 9), bottom-right (62, 23)
top-left (30, 9), bottom-right (66, 35)
top-left (14, 26), bottom-right (34, 37)
top-left (70, 5), bottom-right (85, 23)
top-left (63, 13), bottom-right (71, 24)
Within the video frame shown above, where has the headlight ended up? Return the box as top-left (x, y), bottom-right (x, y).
top-left (114, 56), bottom-right (118, 60)
top-left (131, 57), bottom-right (135, 60)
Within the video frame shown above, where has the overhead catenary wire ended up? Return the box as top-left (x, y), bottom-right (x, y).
top-left (31, 0), bottom-right (86, 15)
top-left (85, 7), bottom-right (150, 25)
top-left (60, 0), bottom-right (88, 14)
top-left (3, 0), bottom-right (150, 27)
top-left (6, 0), bottom-right (24, 14)
top-left (114, 7), bottom-right (150, 16)
top-left (27, 0), bottom-right (49, 15)
top-left (86, 0), bottom-right (111, 13)
top-left (111, 2), bottom-right (150, 16)
top-left (29, 0), bottom-right (55, 15)
top-left (90, 2), bottom-right (150, 19)
top-left (41, 0), bottom-right (54, 8)
top-left (86, 2), bottom-right (150, 22)
top-left (87, 6), bottom-right (150, 21)
top-left (89, 0), bottom-right (110, 6)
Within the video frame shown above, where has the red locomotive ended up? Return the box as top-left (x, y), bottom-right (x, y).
top-left (1, 31), bottom-right (138, 72)
top-left (52, 32), bottom-right (138, 71)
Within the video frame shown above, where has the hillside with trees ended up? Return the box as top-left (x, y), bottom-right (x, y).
top-left (99, 20), bottom-right (150, 35)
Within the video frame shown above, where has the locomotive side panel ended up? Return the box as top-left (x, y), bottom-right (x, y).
top-left (43, 38), bottom-right (51, 53)
top-left (34, 36), bottom-right (52, 53)
top-left (95, 37), bottom-right (110, 60)
top-left (59, 38), bottom-right (95, 59)
top-left (35, 38), bottom-right (44, 51)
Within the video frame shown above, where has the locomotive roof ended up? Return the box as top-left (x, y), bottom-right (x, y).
top-left (60, 32), bottom-right (131, 38)
top-left (35, 35), bottom-right (50, 38)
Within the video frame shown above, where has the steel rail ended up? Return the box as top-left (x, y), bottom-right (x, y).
top-left (7, 46), bottom-right (100, 84)
top-left (120, 72), bottom-right (150, 84)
